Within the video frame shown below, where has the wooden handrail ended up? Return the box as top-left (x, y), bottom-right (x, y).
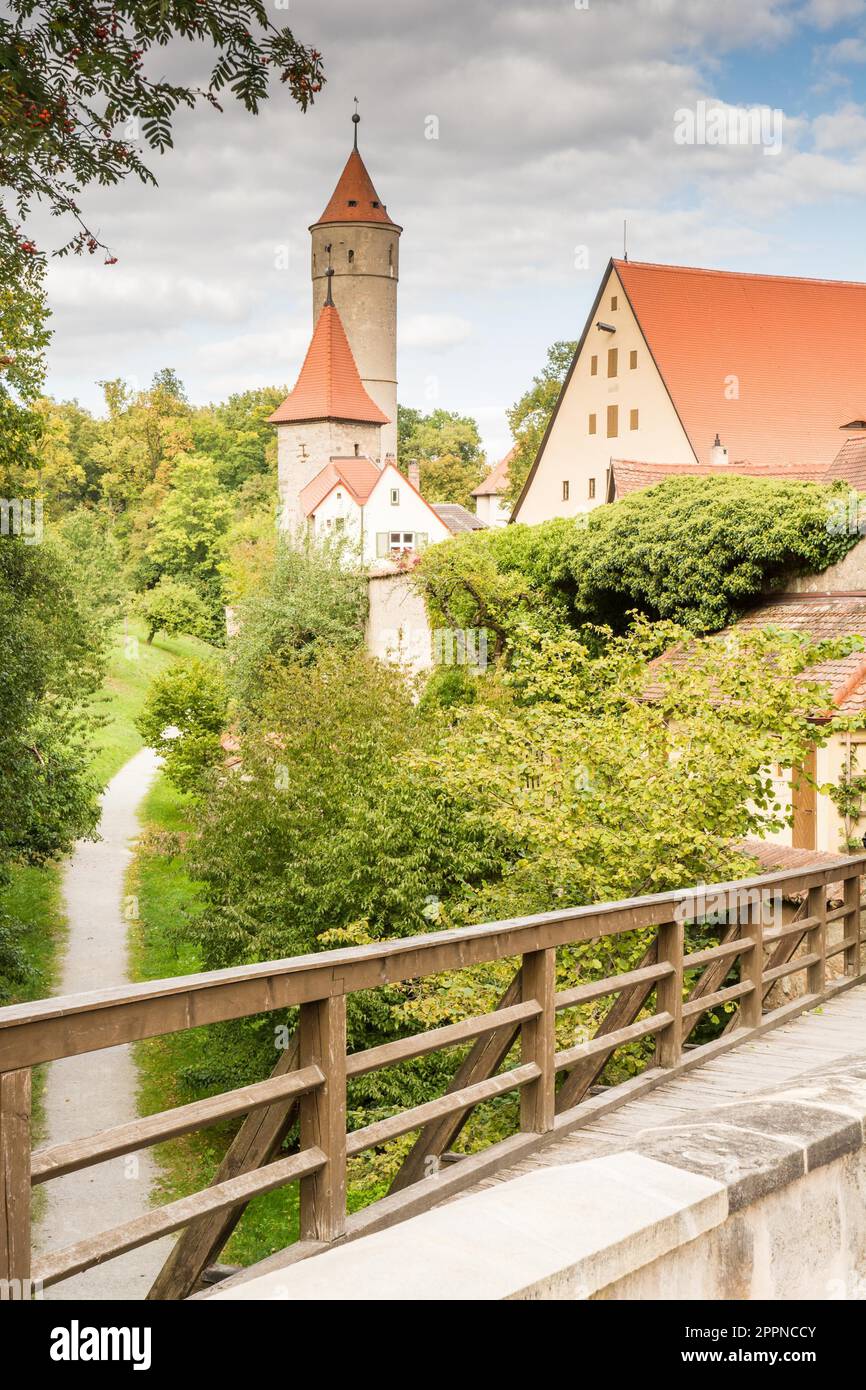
top-left (0, 855), bottom-right (863, 1299)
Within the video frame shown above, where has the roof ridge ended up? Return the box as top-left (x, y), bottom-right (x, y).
top-left (613, 258), bottom-right (866, 290)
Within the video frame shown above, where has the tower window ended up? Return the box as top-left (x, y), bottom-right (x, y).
top-left (562, 480), bottom-right (570, 501)
top-left (629, 349), bottom-right (638, 369)
top-left (607, 404), bottom-right (619, 438)
top-left (347, 199), bottom-right (358, 207)
top-left (588, 413), bottom-right (597, 435)
top-left (372, 200), bottom-right (380, 208)
top-left (348, 249), bottom-right (354, 264)
top-left (607, 348), bottom-right (618, 378)
top-left (390, 488), bottom-right (400, 505)
top-left (590, 355), bottom-right (598, 376)
top-left (630, 408), bottom-right (639, 430)
top-left (588, 477), bottom-right (596, 499)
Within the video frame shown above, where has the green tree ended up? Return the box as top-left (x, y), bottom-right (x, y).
top-left (144, 452), bottom-right (232, 631)
top-left (504, 340), bottom-right (577, 506)
top-left (0, 2), bottom-right (323, 266)
top-left (191, 387), bottom-right (283, 492)
top-left (0, 535), bottom-right (105, 997)
top-left (139, 575), bottom-right (212, 644)
top-left (229, 535), bottom-right (368, 710)
top-left (136, 659), bottom-right (227, 795)
top-left (397, 406), bottom-right (486, 507)
top-left (416, 476), bottom-right (860, 648)
top-left (0, 259), bottom-right (51, 486)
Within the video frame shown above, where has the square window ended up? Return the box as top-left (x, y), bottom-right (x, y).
top-left (590, 354), bottom-right (598, 376)
top-left (588, 413), bottom-right (597, 435)
top-left (629, 349), bottom-right (638, 369)
top-left (588, 477), bottom-right (596, 499)
top-left (630, 408), bottom-right (639, 430)
top-left (607, 404), bottom-right (618, 438)
top-left (390, 488), bottom-right (400, 505)
top-left (562, 480), bottom-right (570, 501)
top-left (607, 348), bottom-right (618, 378)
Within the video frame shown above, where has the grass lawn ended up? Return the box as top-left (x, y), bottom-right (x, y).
top-left (0, 862), bottom-right (67, 1146)
top-left (128, 772), bottom-right (309, 1265)
top-left (89, 618), bottom-right (217, 788)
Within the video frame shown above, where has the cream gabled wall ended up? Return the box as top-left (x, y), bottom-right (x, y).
top-left (513, 266), bottom-right (696, 525)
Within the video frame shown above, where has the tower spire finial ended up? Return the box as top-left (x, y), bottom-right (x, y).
top-left (352, 97), bottom-right (360, 149)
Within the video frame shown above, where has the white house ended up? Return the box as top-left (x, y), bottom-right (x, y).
top-left (299, 453), bottom-right (450, 566)
top-left (472, 446), bottom-right (512, 527)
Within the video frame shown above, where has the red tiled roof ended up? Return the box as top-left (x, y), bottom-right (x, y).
top-left (268, 303), bottom-right (390, 426)
top-left (722, 594), bottom-right (866, 712)
top-left (647, 594), bottom-right (866, 716)
top-left (312, 148), bottom-right (398, 228)
top-left (472, 445), bottom-right (514, 498)
top-left (299, 457), bottom-right (382, 516)
top-left (614, 260), bottom-right (866, 469)
top-left (610, 457), bottom-right (832, 499)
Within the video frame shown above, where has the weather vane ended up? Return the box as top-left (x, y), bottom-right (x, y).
top-left (353, 97), bottom-right (360, 148)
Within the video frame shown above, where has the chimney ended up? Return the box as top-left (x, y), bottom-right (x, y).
top-left (407, 459), bottom-right (421, 492)
top-left (710, 433), bottom-right (728, 467)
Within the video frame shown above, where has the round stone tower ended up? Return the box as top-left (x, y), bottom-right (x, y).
top-left (310, 114), bottom-right (401, 460)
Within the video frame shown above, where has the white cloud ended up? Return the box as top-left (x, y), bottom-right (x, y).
top-left (399, 314), bottom-right (473, 351)
top-left (800, 0), bottom-right (866, 29)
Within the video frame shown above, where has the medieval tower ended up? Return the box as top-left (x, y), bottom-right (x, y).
top-left (309, 111), bottom-right (401, 460)
top-left (269, 113), bottom-right (401, 530)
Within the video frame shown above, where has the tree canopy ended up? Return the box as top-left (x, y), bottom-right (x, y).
top-left (397, 406), bottom-right (486, 508)
top-left (0, 1), bottom-right (324, 265)
top-left (417, 475), bottom-right (861, 646)
top-left (503, 339), bottom-right (577, 506)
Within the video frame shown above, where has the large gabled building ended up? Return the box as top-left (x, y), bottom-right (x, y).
top-left (512, 260), bottom-right (866, 524)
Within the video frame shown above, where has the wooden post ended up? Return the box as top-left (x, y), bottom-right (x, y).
top-left (739, 893), bottom-right (764, 1028)
top-left (298, 995), bottom-right (346, 1243)
top-left (655, 918), bottom-right (683, 1068)
top-left (0, 1068), bottom-right (31, 1292)
top-left (807, 883), bottom-right (827, 997)
top-left (520, 948), bottom-right (556, 1134)
top-left (844, 873), bottom-right (862, 979)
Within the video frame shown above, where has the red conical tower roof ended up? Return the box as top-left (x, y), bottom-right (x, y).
top-left (267, 297), bottom-right (390, 426)
top-left (312, 143), bottom-right (398, 228)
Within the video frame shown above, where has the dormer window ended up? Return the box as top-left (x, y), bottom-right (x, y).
top-left (347, 199), bottom-right (358, 207)
top-left (372, 200), bottom-right (380, 208)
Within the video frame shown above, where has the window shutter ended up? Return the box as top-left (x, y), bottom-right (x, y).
top-left (376, 532), bottom-right (389, 558)
top-left (417, 532), bottom-right (429, 550)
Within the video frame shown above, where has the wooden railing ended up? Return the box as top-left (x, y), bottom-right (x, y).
top-left (1, 856), bottom-right (864, 1299)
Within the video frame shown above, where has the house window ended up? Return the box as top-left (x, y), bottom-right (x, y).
top-left (611, 295), bottom-right (618, 310)
top-left (607, 347), bottom-right (618, 378)
top-left (588, 413), bottom-right (597, 435)
top-left (590, 354), bottom-right (598, 376)
top-left (588, 477), bottom-right (596, 499)
top-left (630, 408), bottom-right (639, 430)
top-left (390, 531), bottom-right (415, 554)
top-left (629, 349), bottom-right (638, 369)
top-left (607, 404), bottom-right (618, 438)
top-left (390, 488), bottom-right (400, 505)
top-left (562, 480), bottom-right (570, 501)
top-left (335, 517), bottom-right (345, 532)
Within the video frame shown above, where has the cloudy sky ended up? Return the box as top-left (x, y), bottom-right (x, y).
top-left (37, 0), bottom-right (866, 464)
